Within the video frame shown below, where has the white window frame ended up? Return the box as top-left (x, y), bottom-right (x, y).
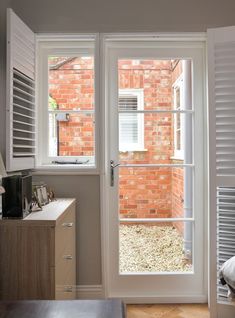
top-left (119, 88), bottom-right (144, 152)
top-left (172, 74), bottom-right (184, 160)
top-left (36, 35), bottom-right (99, 173)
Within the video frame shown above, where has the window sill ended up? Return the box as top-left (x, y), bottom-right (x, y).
top-left (170, 156), bottom-right (184, 161)
top-left (119, 149), bottom-right (148, 153)
top-left (33, 164), bottom-right (100, 175)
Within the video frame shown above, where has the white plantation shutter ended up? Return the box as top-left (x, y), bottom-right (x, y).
top-left (119, 95), bottom-right (138, 145)
top-left (6, 9), bottom-right (36, 171)
top-left (118, 89), bottom-right (144, 151)
top-left (208, 26), bottom-right (235, 316)
top-left (217, 188), bottom-right (235, 302)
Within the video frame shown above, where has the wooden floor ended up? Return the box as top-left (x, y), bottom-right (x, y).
top-left (127, 304), bottom-right (209, 318)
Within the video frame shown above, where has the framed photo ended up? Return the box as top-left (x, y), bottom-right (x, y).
top-left (35, 185), bottom-right (49, 206)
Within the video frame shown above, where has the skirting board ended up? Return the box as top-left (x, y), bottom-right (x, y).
top-left (109, 294), bottom-right (208, 304)
top-left (76, 286), bottom-right (207, 304)
top-left (76, 285), bottom-right (104, 299)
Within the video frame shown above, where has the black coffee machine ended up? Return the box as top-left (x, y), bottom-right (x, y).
top-left (2, 175), bottom-right (32, 219)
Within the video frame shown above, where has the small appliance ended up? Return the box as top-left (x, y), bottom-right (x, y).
top-left (2, 175), bottom-right (32, 219)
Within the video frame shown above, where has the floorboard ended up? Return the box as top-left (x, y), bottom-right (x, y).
top-left (127, 304), bottom-right (209, 318)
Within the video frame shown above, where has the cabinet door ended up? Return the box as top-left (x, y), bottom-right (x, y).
top-left (0, 225), bottom-right (55, 300)
top-left (18, 226), bottom-right (55, 299)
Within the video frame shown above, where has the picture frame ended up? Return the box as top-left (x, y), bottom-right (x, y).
top-left (0, 152), bottom-right (7, 177)
top-left (35, 185), bottom-right (49, 206)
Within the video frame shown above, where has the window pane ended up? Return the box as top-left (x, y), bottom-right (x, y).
top-left (119, 113), bottom-right (192, 163)
top-left (118, 59), bottom-right (192, 110)
top-left (176, 112), bottom-right (181, 130)
top-left (119, 221), bottom-right (193, 273)
top-left (119, 167), bottom-right (192, 219)
top-left (48, 113), bottom-right (95, 163)
top-left (119, 166), bottom-right (193, 273)
top-left (177, 130), bottom-right (181, 150)
top-left (48, 56), bottom-right (94, 111)
top-left (47, 55), bottom-right (95, 163)
top-left (175, 87), bottom-right (180, 108)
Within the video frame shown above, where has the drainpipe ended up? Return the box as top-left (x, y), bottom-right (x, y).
top-left (183, 60), bottom-right (192, 259)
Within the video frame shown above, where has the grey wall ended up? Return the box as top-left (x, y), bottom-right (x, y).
top-left (9, 0), bottom-right (235, 33)
top-left (0, 0), bottom-right (235, 287)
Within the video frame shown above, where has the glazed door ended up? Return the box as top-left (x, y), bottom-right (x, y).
top-left (104, 41), bottom-right (207, 302)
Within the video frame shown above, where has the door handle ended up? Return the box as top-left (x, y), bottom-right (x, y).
top-left (110, 160), bottom-right (120, 187)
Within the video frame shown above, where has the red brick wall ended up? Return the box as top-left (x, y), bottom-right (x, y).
top-left (49, 57), bottom-right (94, 157)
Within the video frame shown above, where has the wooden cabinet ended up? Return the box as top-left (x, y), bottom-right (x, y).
top-left (0, 198), bottom-right (76, 300)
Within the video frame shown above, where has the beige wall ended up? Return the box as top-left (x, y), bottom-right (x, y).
top-left (0, 0), bottom-right (235, 287)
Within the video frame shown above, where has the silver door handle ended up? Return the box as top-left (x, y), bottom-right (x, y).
top-left (110, 160), bottom-right (120, 187)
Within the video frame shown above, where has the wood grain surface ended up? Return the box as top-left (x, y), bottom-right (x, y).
top-left (0, 199), bottom-right (76, 300)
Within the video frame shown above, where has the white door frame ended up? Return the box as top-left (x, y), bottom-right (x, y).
top-left (100, 33), bottom-right (208, 303)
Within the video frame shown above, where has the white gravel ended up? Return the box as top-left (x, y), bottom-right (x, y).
top-left (119, 224), bottom-right (192, 273)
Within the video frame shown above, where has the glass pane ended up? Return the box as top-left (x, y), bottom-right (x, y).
top-left (119, 113), bottom-right (192, 163)
top-left (119, 221), bottom-right (193, 273)
top-left (176, 112), bottom-right (181, 130)
top-left (48, 113), bottom-right (95, 162)
top-left (48, 56), bottom-right (94, 111)
top-left (118, 59), bottom-right (192, 110)
top-left (119, 167), bottom-right (192, 219)
top-left (176, 130), bottom-right (181, 150)
top-left (175, 87), bottom-right (180, 108)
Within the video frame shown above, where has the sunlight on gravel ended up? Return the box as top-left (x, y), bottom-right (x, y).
top-left (119, 224), bottom-right (192, 273)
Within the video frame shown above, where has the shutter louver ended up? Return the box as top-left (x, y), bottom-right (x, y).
top-left (6, 9), bottom-right (36, 171)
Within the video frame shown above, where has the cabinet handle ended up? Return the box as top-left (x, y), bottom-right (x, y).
top-left (62, 222), bottom-right (73, 227)
top-left (63, 255), bottom-right (73, 260)
top-left (64, 286), bottom-right (73, 292)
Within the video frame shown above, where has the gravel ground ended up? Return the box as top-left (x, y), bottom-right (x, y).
top-left (119, 224), bottom-right (192, 273)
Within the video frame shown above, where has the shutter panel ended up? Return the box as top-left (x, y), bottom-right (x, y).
top-left (217, 187), bottom-right (235, 303)
top-left (208, 27), bottom-right (235, 186)
top-left (6, 8), bottom-right (36, 171)
top-left (208, 26), bottom-right (235, 316)
top-left (119, 95), bottom-right (139, 147)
